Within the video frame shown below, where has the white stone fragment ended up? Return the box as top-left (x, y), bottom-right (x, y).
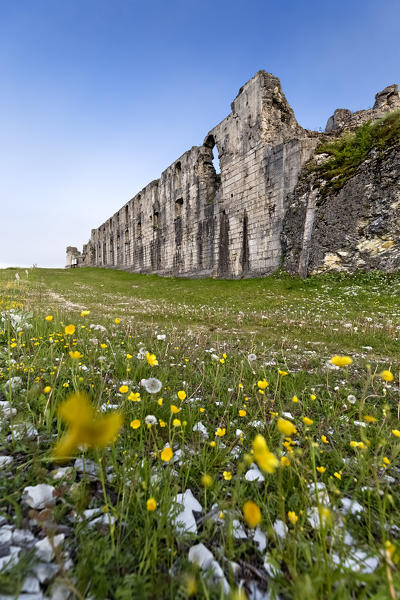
top-left (51, 467), bottom-right (73, 480)
top-left (170, 489), bottom-right (202, 535)
top-left (33, 562), bottom-right (60, 583)
top-left (175, 489), bottom-right (202, 513)
top-left (50, 582), bottom-right (73, 600)
top-left (232, 519), bottom-right (247, 540)
top-left (173, 506), bottom-right (198, 535)
top-left (0, 401), bottom-right (17, 418)
top-left (0, 456), bottom-right (14, 469)
top-left (263, 553), bottom-right (281, 577)
top-left (188, 543), bottom-right (214, 568)
top-left (12, 528), bottom-right (36, 546)
top-left (23, 484), bottom-right (57, 510)
top-left (21, 575), bottom-right (41, 593)
top-left (188, 544), bottom-right (229, 594)
top-left (245, 465), bottom-right (265, 482)
top-left (192, 421), bottom-right (209, 438)
top-left (341, 497), bottom-right (364, 515)
top-left (0, 527), bottom-right (12, 545)
top-left (273, 520), bottom-right (288, 539)
top-left (89, 514), bottom-right (116, 528)
top-left (35, 534), bottom-right (64, 562)
top-left (308, 482), bottom-right (330, 505)
top-left (253, 526), bottom-right (267, 552)
top-left (74, 458), bottom-right (100, 477)
top-left (9, 423), bottom-right (38, 440)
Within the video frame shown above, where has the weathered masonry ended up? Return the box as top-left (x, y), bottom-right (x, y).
top-left (67, 71), bottom-right (400, 277)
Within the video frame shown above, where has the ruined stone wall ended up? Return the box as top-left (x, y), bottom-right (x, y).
top-left (67, 73), bottom-right (399, 278)
top-left (69, 71), bottom-right (318, 277)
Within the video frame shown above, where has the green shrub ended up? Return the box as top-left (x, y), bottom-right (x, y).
top-left (312, 109), bottom-right (400, 198)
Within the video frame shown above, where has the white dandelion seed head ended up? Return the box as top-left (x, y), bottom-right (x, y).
top-left (145, 415), bottom-right (157, 426)
top-left (141, 378), bottom-right (162, 394)
top-left (247, 354), bottom-right (257, 362)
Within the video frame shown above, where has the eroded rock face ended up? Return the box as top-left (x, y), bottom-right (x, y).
top-left (282, 144), bottom-right (400, 275)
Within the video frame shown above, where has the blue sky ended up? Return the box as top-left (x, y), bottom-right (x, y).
top-left (1, 0), bottom-right (399, 268)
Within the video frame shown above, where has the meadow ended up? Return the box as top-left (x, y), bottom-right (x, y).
top-left (0, 266), bottom-right (399, 600)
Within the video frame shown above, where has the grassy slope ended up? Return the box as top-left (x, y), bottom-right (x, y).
top-left (13, 266), bottom-right (400, 360)
top-left (1, 267), bottom-right (400, 600)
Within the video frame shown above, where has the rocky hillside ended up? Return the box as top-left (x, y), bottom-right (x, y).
top-left (282, 108), bottom-right (400, 276)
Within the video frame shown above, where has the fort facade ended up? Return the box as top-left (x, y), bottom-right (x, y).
top-left (66, 71), bottom-right (400, 277)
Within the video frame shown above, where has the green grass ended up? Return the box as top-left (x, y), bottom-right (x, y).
top-left (1, 267), bottom-right (400, 599)
top-left (309, 109), bottom-right (400, 199)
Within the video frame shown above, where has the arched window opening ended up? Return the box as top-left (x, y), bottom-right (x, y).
top-left (204, 135), bottom-right (221, 175)
top-left (137, 221), bottom-right (142, 238)
top-left (174, 162), bottom-right (182, 190)
top-left (125, 205), bottom-right (129, 224)
top-left (175, 198), bottom-right (183, 219)
top-left (153, 211), bottom-right (159, 229)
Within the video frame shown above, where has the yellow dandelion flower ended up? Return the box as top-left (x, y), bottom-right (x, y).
top-left (364, 415), bottom-right (377, 423)
top-left (292, 396), bottom-right (299, 403)
top-left (80, 310), bottom-right (90, 316)
top-left (223, 471), bottom-right (232, 481)
top-left (216, 427), bottom-right (226, 437)
top-left (69, 350), bottom-right (82, 360)
top-left (321, 435), bottom-right (329, 444)
top-left (64, 324), bottom-right (75, 336)
top-left (100, 343), bottom-right (108, 349)
top-left (334, 472), bottom-right (342, 480)
top-left (172, 418), bottom-right (181, 427)
top-left (119, 385), bottom-right (129, 394)
top-left (146, 498), bottom-right (157, 511)
top-left (310, 394), bottom-right (316, 400)
top-left (380, 370), bottom-right (394, 382)
top-left (114, 318), bottom-right (120, 324)
top-left (392, 429), bottom-right (400, 437)
top-left (177, 390), bottom-right (187, 401)
top-left (277, 418), bottom-right (297, 436)
top-left (201, 473), bottom-right (213, 488)
top-left (252, 434), bottom-right (278, 474)
top-left (130, 419), bottom-right (141, 429)
top-left (126, 353), bottom-right (132, 359)
top-left (43, 386), bottom-right (51, 394)
top-left (128, 392), bottom-right (141, 402)
top-left (288, 511), bottom-right (298, 525)
top-left (257, 379), bottom-right (268, 390)
top-left (161, 447), bottom-right (173, 462)
top-left (281, 456), bottom-right (290, 467)
top-left (239, 409), bottom-right (247, 417)
top-left (53, 393), bottom-right (122, 461)
top-left (317, 466), bottom-right (326, 473)
top-left (302, 417), bottom-right (314, 426)
top-left (45, 315), bottom-right (53, 322)
top-left (383, 456), bottom-right (391, 466)
top-left (146, 352), bottom-right (158, 367)
top-left (209, 441), bottom-right (216, 447)
top-left (243, 500), bottom-right (261, 528)
top-left (278, 370), bottom-right (288, 376)
top-left (159, 419), bottom-right (166, 427)
top-left (157, 398), bottom-right (163, 406)
top-left (329, 355), bottom-right (353, 367)
top-left (170, 404), bottom-right (180, 414)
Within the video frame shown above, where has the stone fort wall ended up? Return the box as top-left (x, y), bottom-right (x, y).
top-left (66, 71), bottom-right (399, 277)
